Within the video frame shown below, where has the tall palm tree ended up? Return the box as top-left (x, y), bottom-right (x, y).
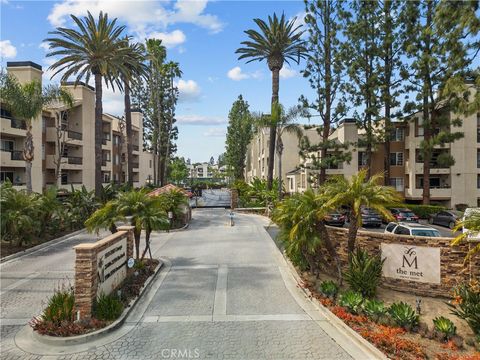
top-left (323, 169), bottom-right (401, 256)
top-left (236, 13), bottom-right (307, 190)
top-left (0, 73), bottom-right (66, 193)
top-left (45, 11), bottom-right (131, 198)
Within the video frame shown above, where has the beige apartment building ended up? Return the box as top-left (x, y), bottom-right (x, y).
top-left (245, 85), bottom-right (479, 208)
top-left (0, 61), bottom-right (154, 193)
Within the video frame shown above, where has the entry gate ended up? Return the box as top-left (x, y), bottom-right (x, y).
top-left (190, 189), bottom-right (232, 208)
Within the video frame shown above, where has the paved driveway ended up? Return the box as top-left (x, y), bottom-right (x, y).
top-left (0, 209), bottom-right (362, 360)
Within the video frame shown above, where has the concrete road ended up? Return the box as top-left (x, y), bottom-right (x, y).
top-left (0, 209), bottom-right (373, 360)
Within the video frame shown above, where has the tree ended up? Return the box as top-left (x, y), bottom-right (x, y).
top-left (45, 11), bottom-right (131, 198)
top-left (403, 0), bottom-right (479, 204)
top-left (452, 211), bottom-right (480, 262)
top-left (236, 13), bottom-right (307, 190)
top-left (324, 169), bottom-right (400, 256)
top-left (168, 157), bottom-right (189, 185)
top-left (301, 0), bottom-right (349, 186)
top-left (0, 73), bottom-right (64, 193)
top-left (225, 95), bottom-right (253, 180)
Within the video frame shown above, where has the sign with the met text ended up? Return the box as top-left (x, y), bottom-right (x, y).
top-left (381, 243), bottom-right (441, 284)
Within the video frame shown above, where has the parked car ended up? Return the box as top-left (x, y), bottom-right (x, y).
top-left (361, 207), bottom-right (382, 227)
top-left (428, 210), bottom-right (463, 229)
top-left (385, 222), bottom-right (441, 237)
top-left (390, 208), bottom-right (419, 222)
top-left (324, 212), bottom-right (346, 227)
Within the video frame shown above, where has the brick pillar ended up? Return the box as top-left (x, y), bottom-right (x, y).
top-left (117, 225), bottom-right (135, 260)
top-left (73, 246), bottom-right (97, 320)
top-left (230, 189), bottom-right (238, 209)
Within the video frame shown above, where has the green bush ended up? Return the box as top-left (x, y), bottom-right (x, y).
top-left (343, 249), bottom-right (384, 298)
top-left (448, 283), bottom-right (480, 337)
top-left (338, 291), bottom-right (364, 314)
top-left (362, 299), bottom-right (388, 321)
top-left (387, 204), bottom-right (446, 219)
top-left (41, 286), bottom-right (75, 324)
top-left (388, 302), bottom-right (419, 329)
top-left (318, 280), bottom-right (339, 299)
top-left (433, 316), bottom-right (457, 340)
top-left (93, 293), bottom-right (124, 321)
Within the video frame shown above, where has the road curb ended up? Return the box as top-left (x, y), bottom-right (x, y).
top-left (156, 222), bottom-right (189, 233)
top-left (17, 260), bottom-right (164, 349)
top-left (253, 217), bottom-right (387, 360)
top-left (1, 228), bottom-right (87, 264)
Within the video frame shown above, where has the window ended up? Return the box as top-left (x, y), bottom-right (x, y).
top-left (0, 139), bottom-right (14, 152)
top-left (477, 175), bottom-right (480, 189)
top-left (478, 149), bottom-right (480, 168)
top-left (61, 172), bottom-right (68, 185)
top-left (358, 152), bottom-right (368, 166)
top-left (390, 127), bottom-right (404, 142)
top-left (394, 226), bottom-right (410, 235)
top-left (42, 144), bottom-right (45, 160)
top-left (389, 152), bottom-right (404, 166)
top-left (386, 223), bottom-right (397, 233)
top-left (103, 172), bottom-right (110, 183)
top-left (149, 159), bottom-right (152, 169)
top-left (0, 171), bottom-right (14, 183)
top-left (389, 178), bottom-right (404, 191)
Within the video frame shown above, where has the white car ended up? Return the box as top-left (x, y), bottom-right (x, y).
top-left (385, 222), bottom-right (441, 237)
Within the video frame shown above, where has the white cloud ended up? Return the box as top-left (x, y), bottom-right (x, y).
top-left (176, 79), bottom-right (201, 102)
top-left (290, 12), bottom-right (309, 39)
top-left (280, 66), bottom-right (298, 79)
top-left (227, 66), bottom-right (262, 81)
top-left (146, 30), bottom-right (186, 48)
top-left (0, 40), bottom-right (17, 59)
top-left (39, 42), bottom-right (50, 51)
top-left (47, 0), bottom-right (224, 36)
top-left (203, 127), bottom-right (226, 137)
top-left (177, 114), bottom-right (226, 126)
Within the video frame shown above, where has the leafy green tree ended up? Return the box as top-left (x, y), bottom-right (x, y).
top-left (236, 13), bottom-right (307, 190)
top-left (341, 1), bottom-right (382, 179)
top-left (45, 11), bottom-right (131, 197)
top-left (403, 0), bottom-right (479, 204)
top-left (323, 170), bottom-right (400, 256)
top-left (0, 74), bottom-right (68, 193)
top-left (168, 157), bottom-right (189, 185)
top-left (225, 95), bottom-right (253, 180)
top-left (300, 0), bottom-right (349, 185)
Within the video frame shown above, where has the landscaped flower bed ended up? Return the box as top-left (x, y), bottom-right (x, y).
top-left (31, 259), bottom-right (159, 337)
top-left (303, 276), bottom-right (480, 360)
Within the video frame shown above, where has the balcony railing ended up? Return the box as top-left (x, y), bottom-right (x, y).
top-left (132, 162), bottom-right (139, 168)
top-left (68, 130), bottom-right (83, 140)
top-left (67, 156), bottom-right (83, 165)
top-left (102, 159), bottom-right (111, 166)
top-left (133, 144), bottom-right (139, 151)
top-left (11, 118), bottom-right (27, 130)
top-left (1, 149), bottom-right (24, 160)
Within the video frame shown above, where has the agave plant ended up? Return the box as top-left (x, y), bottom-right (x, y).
top-left (433, 316), bottom-right (457, 340)
top-left (338, 291), bottom-right (364, 314)
top-left (389, 302), bottom-right (419, 329)
top-left (362, 299), bottom-right (388, 322)
top-left (318, 280), bottom-right (339, 299)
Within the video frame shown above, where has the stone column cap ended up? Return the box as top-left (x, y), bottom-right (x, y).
top-left (117, 225), bottom-right (135, 231)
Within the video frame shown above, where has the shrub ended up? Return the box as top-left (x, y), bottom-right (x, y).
top-left (448, 282), bottom-right (480, 337)
top-left (41, 285), bottom-right (75, 324)
top-left (338, 291), bottom-right (363, 314)
top-left (388, 302), bottom-right (419, 330)
top-left (362, 299), bottom-right (388, 322)
top-left (400, 204), bottom-right (446, 219)
top-left (343, 249), bottom-right (384, 298)
top-left (433, 316), bottom-right (457, 341)
top-left (93, 293), bottom-right (124, 321)
top-left (318, 280), bottom-right (339, 299)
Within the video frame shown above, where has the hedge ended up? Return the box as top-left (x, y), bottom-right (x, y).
top-left (386, 204), bottom-right (447, 219)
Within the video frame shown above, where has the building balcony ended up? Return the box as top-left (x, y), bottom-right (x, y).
top-left (46, 127), bottom-right (83, 144)
top-left (1, 117), bottom-right (27, 137)
top-left (1, 150), bottom-right (25, 167)
top-left (133, 144), bottom-right (139, 152)
top-left (46, 155), bottom-right (83, 170)
top-left (67, 156), bottom-right (83, 165)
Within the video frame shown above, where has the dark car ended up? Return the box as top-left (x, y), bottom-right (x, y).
top-left (324, 212), bottom-right (346, 227)
top-left (390, 208), bottom-right (419, 222)
top-left (361, 208), bottom-right (382, 227)
top-left (429, 210), bottom-right (462, 229)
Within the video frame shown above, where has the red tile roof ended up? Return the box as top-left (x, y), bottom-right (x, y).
top-left (148, 184), bottom-right (190, 197)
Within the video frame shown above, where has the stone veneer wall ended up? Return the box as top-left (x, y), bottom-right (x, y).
top-left (323, 227), bottom-right (480, 298)
top-left (230, 189), bottom-right (239, 209)
top-left (74, 226), bottom-right (134, 320)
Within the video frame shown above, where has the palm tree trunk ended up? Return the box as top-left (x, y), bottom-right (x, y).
top-left (316, 221), bottom-right (343, 285)
top-left (347, 213), bottom-right (359, 257)
top-left (163, 74), bottom-right (175, 185)
top-left (23, 124), bottom-right (34, 193)
top-left (277, 136), bottom-right (283, 200)
top-left (124, 79), bottom-right (134, 187)
top-left (267, 67), bottom-right (280, 190)
top-left (94, 73), bottom-right (103, 198)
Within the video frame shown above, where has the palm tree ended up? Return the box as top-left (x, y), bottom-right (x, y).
top-left (0, 73), bottom-right (63, 193)
top-left (85, 200), bottom-right (124, 235)
top-left (452, 211), bottom-right (480, 262)
top-left (236, 13), bottom-right (307, 190)
top-left (45, 11), bottom-right (131, 198)
top-left (323, 169), bottom-right (401, 256)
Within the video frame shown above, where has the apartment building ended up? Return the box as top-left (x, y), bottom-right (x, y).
top-left (245, 126), bottom-right (320, 186)
top-left (187, 162), bottom-right (228, 182)
top-left (268, 84), bottom-right (479, 208)
top-left (0, 61), bottom-right (154, 193)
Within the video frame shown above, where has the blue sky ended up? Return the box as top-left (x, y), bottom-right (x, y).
top-left (0, 0), bottom-right (314, 162)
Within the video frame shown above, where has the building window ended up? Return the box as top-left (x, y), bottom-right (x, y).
top-left (0, 171), bottom-right (14, 183)
top-left (358, 152), bottom-right (368, 166)
top-left (0, 139), bottom-right (14, 152)
top-left (390, 127), bottom-right (404, 142)
top-left (61, 172), bottom-right (68, 185)
top-left (42, 144), bottom-right (45, 160)
top-left (389, 178), bottom-right (404, 192)
top-left (478, 149), bottom-right (480, 168)
top-left (103, 172), bottom-right (110, 183)
top-left (477, 174), bottom-right (480, 189)
top-left (149, 159), bottom-right (152, 169)
top-left (389, 152), bottom-right (404, 166)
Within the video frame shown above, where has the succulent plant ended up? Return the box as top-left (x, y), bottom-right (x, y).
top-left (318, 280), bottom-right (339, 299)
top-left (338, 291), bottom-right (363, 314)
top-left (433, 316), bottom-right (457, 341)
top-left (362, 299), bottom-right (387, 321)
top-left (388, 302), bottom-right (419, 330)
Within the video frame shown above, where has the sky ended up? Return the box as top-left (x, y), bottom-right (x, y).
top-left (0, 0), bottom-right (315, 163)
